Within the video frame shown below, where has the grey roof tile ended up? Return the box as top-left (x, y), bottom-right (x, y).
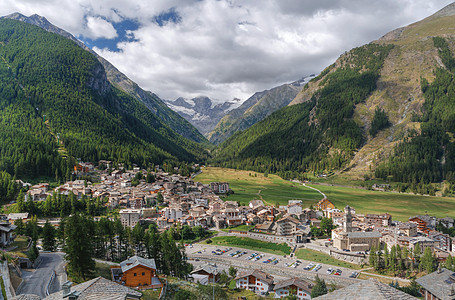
top-left (314, 279), bottom-right (417, 300)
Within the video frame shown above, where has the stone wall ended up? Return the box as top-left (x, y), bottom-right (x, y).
top-left (228, 230), bottom-right (296, 244)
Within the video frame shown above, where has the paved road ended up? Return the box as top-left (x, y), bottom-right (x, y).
top-left (302, 183), bottom-right (327, 199)
top-left (17, 253), bottom-right (65, 298)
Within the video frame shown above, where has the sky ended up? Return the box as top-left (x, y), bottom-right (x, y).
top-left (1, 0), bottom-right (454, 102)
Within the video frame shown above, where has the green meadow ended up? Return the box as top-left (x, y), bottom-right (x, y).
top-left (196, 167), bottom-right (455, 221)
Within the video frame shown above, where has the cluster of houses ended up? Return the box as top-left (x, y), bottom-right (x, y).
top-left (325, 200), bottom-right (455, 261)
top-left (191, 263), bottom-right (418, 299)
top-left (191, 264), bottom-right (313, 299)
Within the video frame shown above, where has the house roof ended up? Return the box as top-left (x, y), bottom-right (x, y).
top-left (44, 277), bottom-right (142, 300)
top-left (0, 224), bottom-right (16, 232)
top-left (274, 278), bottom-right (312, 292)
top-left (234, 269), bottom-right (274, 285)
top-left (314, 279), bottom-right (417, 299)
top-left (191, 263), bottom-right (220, 276)
top-left (347, 231), bottom-right (381, 238)
top-left (416, 268), bottom-right (455, 300)
top-left (277, 215), bottom-right (300, 224)
top-left (120, 256), bottom-right (156, 273)
top-left (11, 295), bottom-right (41, 300)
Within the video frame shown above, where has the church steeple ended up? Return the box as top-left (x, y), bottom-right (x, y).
top-left (343, 205), bottom-right (352, 233)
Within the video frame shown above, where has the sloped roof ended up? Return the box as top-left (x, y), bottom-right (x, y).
top-left (191, 263), bottom-right (220, 275)
top-left (274, 278), bottom-right (312, 292)
top-left (314, 279), bottom-right (417, 300)
top-left (120, 256), bottom-right (156, 273)
top-left (277, 215), bottom-right (300, 224)
top-left (234, 269), bottom-right (274, 285)
top-left (11, 295), bottom-right (41, 300)
top-left (44, 277), bottom-right (142, 300)
top-left (416, 268), bottom-right (455, 300)
top-left (347, 231), bottom-right (381, 238)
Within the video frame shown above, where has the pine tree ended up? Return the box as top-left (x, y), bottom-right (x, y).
top-left (27, 241), bottom-right (39, 262)
top-left (63, 214), bottom-right (95, 280)
top-left (16, 190), bottom-right (25, 213)
top-left (421, 247), bottom-right (436, 274)
top-left (445, 255), bottom-right (454, 271)
top-left (311, 275), bottom-right (328, 298)
top-left (42, 220), bottom-right (56, 251)
top-left (384, 246), bottom-right (389, 268)
top-left (14, 219), bottom-right (25, 235)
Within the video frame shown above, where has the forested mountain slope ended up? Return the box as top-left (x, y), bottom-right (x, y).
top-left (213, 2), bottom-right (455, 187)
top-left (2, 12), bottom-right (208, 144)
top-left (0, 19), bottom-right (208, 180)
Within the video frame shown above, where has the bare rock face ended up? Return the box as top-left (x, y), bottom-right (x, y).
top-left (87, 63), bottom-right (111, 96)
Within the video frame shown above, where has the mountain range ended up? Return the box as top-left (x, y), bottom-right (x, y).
top-left (164, 96), bottom-right (242, 136)
top-left (211, 2), bottom-right (455, 187)
top-left (2, 12), bottom-right (207, 145)
top-left (207, 76), bottom-right (314, 144)
top-left (3, 2), bottom-right (455, 188)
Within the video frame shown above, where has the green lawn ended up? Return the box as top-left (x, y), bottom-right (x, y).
top-left (196, 167), bottom-right (455, 222)
top-left (295, 248), bottom-right (362, 270)
top-left (311, 184), bottom-right (455, 221)
top-left (10, 236), bottom-right (29, 252)
top-left (94, 262), bottom-right (114, 280)
top-left (203, 236), bottom-right (291, 255)
top-left (195, 167), bottom-right (322, 206)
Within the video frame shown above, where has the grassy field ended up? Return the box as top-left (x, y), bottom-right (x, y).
top-left (195, 167), bottom-right (322, 206)
top-left (295, 249), bottom-right (362, 270)
top-left (311, 184), bottom-right (455, 221)
top-left (196, 167), bottom-right (455, 221)
top-left (203, 236), bottom-right (291, 256)
top-left (94, 262), bottom-right (114, 279)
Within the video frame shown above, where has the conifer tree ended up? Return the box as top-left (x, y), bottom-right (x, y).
top-left (63, 214), bottom-right (95, 280)
top-left (311, 275), bottom-right (328, 298)
top-left (42, 220), bottom-right (56, 251)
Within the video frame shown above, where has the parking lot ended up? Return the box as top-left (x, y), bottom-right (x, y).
top-left (186, 244), bottom-right (359, 280)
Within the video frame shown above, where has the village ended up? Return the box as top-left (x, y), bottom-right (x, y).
top-left (2, 161), bottom-right (455, 299)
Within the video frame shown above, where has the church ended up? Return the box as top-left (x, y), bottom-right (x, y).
top-left (332, 205), bottom-right (381, 252)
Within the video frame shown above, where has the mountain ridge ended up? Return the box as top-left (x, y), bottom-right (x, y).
top-left (164, 96), bottom-right (242, 136)
top-left (207, 76), bottom-right (314, 144)
top-left (0, 18), bottom-right (207, 181)
top-left (212, 2), bottom-right (455, 185)
top-left (2, 12), bottom-right (208, 144)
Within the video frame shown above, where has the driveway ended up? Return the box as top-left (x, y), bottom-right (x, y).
top-left (17, 252), bottom-right (65, 298)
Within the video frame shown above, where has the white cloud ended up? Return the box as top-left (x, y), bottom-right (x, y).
top-left (84, 16), bottom-right (117, 39)
top-left (0, 0), bottom-right (454, 101)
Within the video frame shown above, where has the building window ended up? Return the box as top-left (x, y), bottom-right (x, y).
top-left (134, 273), bottom-right (137, 276)
top-left (142, 272), bottom-right (145, 276)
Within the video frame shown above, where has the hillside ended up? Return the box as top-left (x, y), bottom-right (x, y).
top-left (2, 12), bottom-right (208, 144)
top-left (0, 19), bottom-right (208, 180)
top-left (212, 2), bottom-right (455, 188)
top-left (164, 96), bottom-right (242, 135)
top-left (207, 77), bottom-right (312, 144)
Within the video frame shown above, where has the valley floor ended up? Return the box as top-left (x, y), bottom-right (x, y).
top-left (196, 167), bottom-right (455, 221)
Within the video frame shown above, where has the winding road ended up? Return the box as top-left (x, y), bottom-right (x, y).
top-left (301, 183), bottom-right (327, 199)
top-left (17, 253), bottom-right (65, 298)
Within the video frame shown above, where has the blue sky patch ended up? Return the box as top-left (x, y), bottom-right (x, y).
top-left (79, 18), bottom-right (139, 52)
top-left (154, 8), bottom-right (181, 27)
